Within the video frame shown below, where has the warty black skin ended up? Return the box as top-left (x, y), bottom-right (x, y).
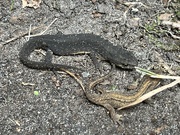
top-left (19, 33), bottom-right (138, 71)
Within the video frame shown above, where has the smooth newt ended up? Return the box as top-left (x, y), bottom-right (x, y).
top-left (85, 65), bottom-right (161, 124)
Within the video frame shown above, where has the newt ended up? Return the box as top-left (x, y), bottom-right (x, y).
top-left (85, 65), bottom-right (161, 124)
top-left (19, 33), bottom-right (138, 71)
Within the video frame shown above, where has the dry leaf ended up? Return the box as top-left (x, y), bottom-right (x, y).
top-left (162, 21), bottom-right (180, 29)
top-left (22, 0), bottom-right (41, 9)
top-left (159, 13), bottom-right (173, 21)
top-left (92, 11), bottom-right (103, 18)
top-left (154, 125), bottom-right (167, 134)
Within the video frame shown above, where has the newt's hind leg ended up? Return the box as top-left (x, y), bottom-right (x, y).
top-left (44, 49), bottom-right (53, 64)
top-left (102, 103), bottom-right (123, 125)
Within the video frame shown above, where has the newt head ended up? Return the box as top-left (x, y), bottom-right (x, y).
top-left (105, 46), bottom-right (138, 69)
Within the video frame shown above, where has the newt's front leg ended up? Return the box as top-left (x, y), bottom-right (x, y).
top-left (44, 49), bottom-right (53, 64)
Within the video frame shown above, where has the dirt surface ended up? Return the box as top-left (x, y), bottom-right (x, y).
top-left (0, 0), bottom-right (180, 134)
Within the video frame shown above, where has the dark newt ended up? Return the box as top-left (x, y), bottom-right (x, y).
top-left (85, 65), bottom-right (161, 124)
top-left (19, 33), bottom-right (138, 71)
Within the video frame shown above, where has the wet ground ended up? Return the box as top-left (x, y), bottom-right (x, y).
top-left (0, 0), bottom-right (180, 134)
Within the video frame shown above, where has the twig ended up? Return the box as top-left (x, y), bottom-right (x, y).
top-left (8, 118), bottom-right (21, 126)
top-left (123, 4), bottom-right (133, 24)
top-left (0, 25), bottom-right (45, 46)
top-left (136, 67), bottom-right (180, 79)
top-left (0, 18), bottom-right (58, 47)
top-left (166, 31), bottom-right (180, 40)
top-left (58, 69), bottom-right (85, 92)
top-left (154, 51), bottom-right (176, 75)
top-left (21, 82), bottom-right (35, 86)
top-left (25, 18), bottom-right (58, 38)
top-left (122, 2), bottom-right (149, 24)
top-left (27, 24), bottom-right (32, 41)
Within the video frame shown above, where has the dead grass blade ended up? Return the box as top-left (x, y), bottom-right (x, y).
top-left (117, 68), bottom-right (180, 111)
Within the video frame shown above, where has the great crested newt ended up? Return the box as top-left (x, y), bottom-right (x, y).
top-left (85, 65), bottom-right (161, 124)
top-left (19, 33), bottom-right (138, 71)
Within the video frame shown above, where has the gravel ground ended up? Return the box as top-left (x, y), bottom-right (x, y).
top-left (0, 0), bottom-right (180, 134)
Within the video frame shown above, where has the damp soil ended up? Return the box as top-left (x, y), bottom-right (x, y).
top-left (0, 0), bottom-right (180, 134)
